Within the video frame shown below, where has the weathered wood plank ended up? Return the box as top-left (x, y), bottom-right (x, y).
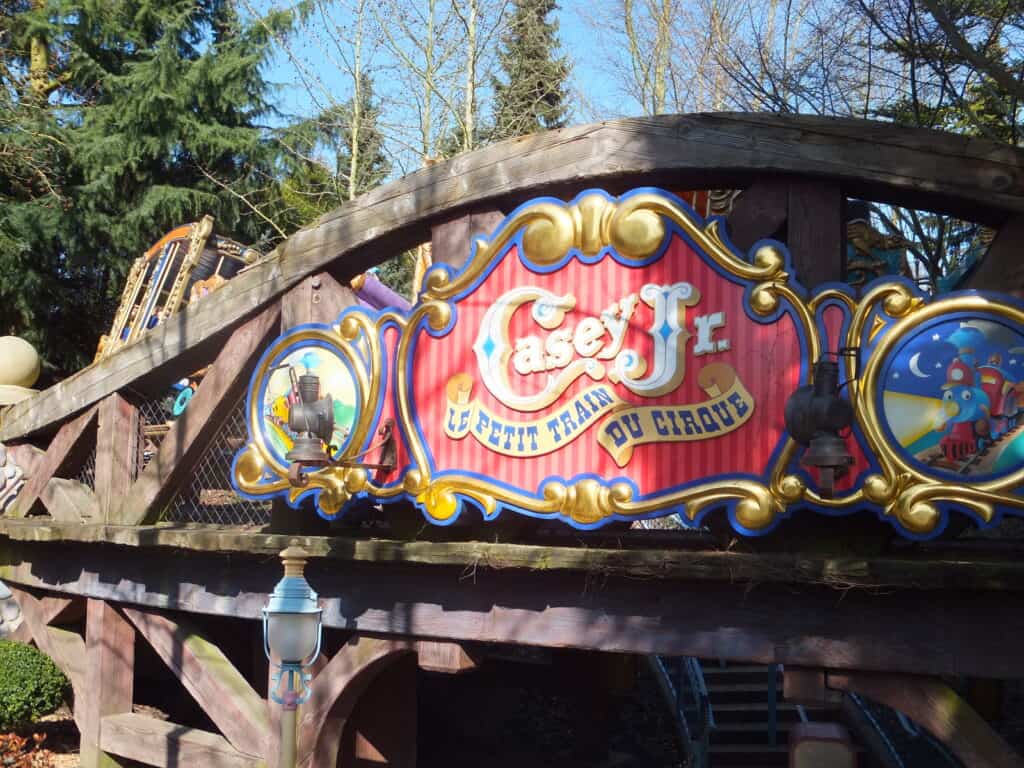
top-left (101, 713), bottom-right (263, 768)
top-left (827, 672), bottom-right (1023, 768)
top-left (281, 273), bottom-right (358, 330)
top-left (5, 113), bottom-right (1023, 442)
top-left (94, 395), bottom-right (140, 522)
top-left (788, 180), bottom-right (846, 289)
top-left (726, 179), bottom-right (790, 254)
top-left (431, 208), bottom-right (507, 272)
top-left (966, 214), bottom-right (1024, 296)
top-left (340, 653), bottom-right (417, 768)
top-left (10, 406), bottom-right (97, 519)
top-left (6, 541), bottom-right (1024, 679)
top-left (6, 586), bottom-right (87, 729)
top-left (122, 607), bottom-right (268, 758)
top-left (44, 478), bottom-right (99, 521)
top-left (1, 518), bottom-right (1023, 592)
top-left (297, 637), bottom-right (412, 768)
top-left (117, 303), bottom-right (280, 525)
top-left (414, 640), bottom-right (477, 673)
top-left (81, 600), bottom-right (135, 768)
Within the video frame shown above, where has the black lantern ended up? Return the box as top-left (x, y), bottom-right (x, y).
top-left (784, 356), bottom-right (854, 496)
top-left (282, 372), bottom-right (398, 488)
top-left (285, 374), bottom-right (334, 466)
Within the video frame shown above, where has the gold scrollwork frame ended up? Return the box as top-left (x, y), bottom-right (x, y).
top-left (234, 311), bottom-right (397, 515)
top-left (233, 187), bottom-right (1024, 536)
top-left (396, 190), bottom-right (820, 530)
top-left (846, 288), bottom-right (1024, 535)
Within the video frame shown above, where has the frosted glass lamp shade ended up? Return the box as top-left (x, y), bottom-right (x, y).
top-left (267, 610), bottom-right (321, 664)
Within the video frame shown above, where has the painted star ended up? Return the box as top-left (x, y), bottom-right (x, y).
top-left (935, 362), bottom-right (943, 369)
top-left (893, 372), bottom-right (900, 379)
top-left (1012, 359), bottom-right (1018, 365)
top-left (932, 333), bottom-right (941, 341)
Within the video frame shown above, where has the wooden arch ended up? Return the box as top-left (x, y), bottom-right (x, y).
top-left (4, 112), bottom-right (1024, 443)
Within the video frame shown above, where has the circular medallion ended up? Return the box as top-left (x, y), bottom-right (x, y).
top-left (878, 314), bottom-right (1024, 481)
top-left (256, 341), bottom-right (360, 467)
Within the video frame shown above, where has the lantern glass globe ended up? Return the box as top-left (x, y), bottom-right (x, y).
top-left (267, 611), bottom-right (321, 664)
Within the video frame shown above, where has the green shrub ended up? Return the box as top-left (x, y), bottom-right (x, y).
top-left (0, 640), bottom-right (69, 730)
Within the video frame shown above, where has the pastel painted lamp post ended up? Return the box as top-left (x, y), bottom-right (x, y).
top-left (264, 545), bottom-right (323, 767)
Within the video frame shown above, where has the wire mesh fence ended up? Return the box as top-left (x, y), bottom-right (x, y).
top-left (138, 396), bottom-right (171, 474)
top-left (157, 396), bottom-right (271, 526)
top-left (74, 445), bottom-right (96, 490)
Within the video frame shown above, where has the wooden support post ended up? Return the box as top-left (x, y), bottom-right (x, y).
top-left (6, 587), bottom-right (87, 728)
top-left (94, 394), bottom-right (140, 522)
top-left (414, 641), bottom-right (477, 674)
top-left (430, 208), bottom-right (506, 271)
top-left (272, 275), bottom-right (359, 534)
top-left (826, 671), bottom-right (1023, 768)
top-left (342, 653), bottom-right (417, 768)
top-left (966, 214), bottom-right (1024, 297)
top-left (787, 180), bottom-right (846, 289)
top-left (11, 405), bottom-right (98, 519)
top-left (123, 607), bottom-right (269, 759)
top-left (294, 636), bottom-right (413, 768)
top-left (81, 600), bottom-right (135, 768)
top-left (117, 303), bottom-right (281, 525)
top-left (726, 179), bottom-right (790, 254)
top-left (281, 272), bottom-right (358, 330)
top-left (101, 713), bottom-right (262, 768)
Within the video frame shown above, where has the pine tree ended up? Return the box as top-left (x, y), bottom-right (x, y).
top-left (0, 0), bottom-right (291, 377)
top-left (490, 0), bottom-right (570, 141)
top-left (277, 75), bottom-right (391, 228)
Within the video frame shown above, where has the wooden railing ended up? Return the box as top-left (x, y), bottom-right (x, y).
top-left (3, 113), bottom-right (1024, 445)
top-left (2, 111), bottom-right (1024, 530)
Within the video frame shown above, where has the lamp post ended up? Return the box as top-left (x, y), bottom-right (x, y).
top-left (263, 545), bottom-right (323, 768)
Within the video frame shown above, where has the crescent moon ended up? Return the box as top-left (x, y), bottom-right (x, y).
top-left (909, 352), bottom-right (930, 378)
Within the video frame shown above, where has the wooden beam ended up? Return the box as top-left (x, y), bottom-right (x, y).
top-left (827, 672), bottom-right (1023, 768)
top-left (117, 303), bottom-right (280, 525)
top-left (787, 180), bottom-right (846, 289)
top-left (3, 518), bottom-right (1024, 592)
top-left (44, 478), bottom-right (99, 521)
top-left (296, 637), bottom-right (413, 768)
top-left (281, 273), bottom-right (358, 330)
top-left (966, 214), bottom-right (1024, 297)
top-left (94, 394), bottom-right (140, 522)
top-left (6, 113), bottom-right (1023, 442)
top-left (10, 405), bottom-right (97, 519)
top-left (340, 654), bottom-right (417, 768)
top-left (726, 179), bottom-right (790, 254)
top-left (101, 713), bottom-right (262, 768)
top-left (122, 607), bottom-right (268, 758)
top-left (414, 640), bottom-right (477, 674)
top-left (7, 541), bottom-right (1024, 679)
top-left (81, 600), bottom-right (135, 768)
top-left (6, 586), bottom-right (86, 729)
top-left (431, 208), bottom-right (507, 271)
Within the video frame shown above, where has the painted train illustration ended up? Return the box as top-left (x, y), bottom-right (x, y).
top-left (936, 354), bottom-right (1021, 465)
top-left (884, 320), bottom-right (1024, 477)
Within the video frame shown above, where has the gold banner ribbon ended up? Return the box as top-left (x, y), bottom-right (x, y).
top-left (597, 364), bottom-right (755, 466)
top-left (442, 363), bottom-right (754, 465)
top-left (444, 374), bottom-right (622, 457)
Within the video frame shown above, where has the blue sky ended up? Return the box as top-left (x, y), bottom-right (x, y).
top-left (260, 1), bottom-right (622, 172)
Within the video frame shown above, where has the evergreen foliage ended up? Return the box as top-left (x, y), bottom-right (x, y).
top-left (277, 74), bottom-right (391, 231)
top-left (0, 640), bottom-right (69, 730)
top-left (490, 0), bottom-right (569, 141)
top-left (0, 0), bottom-right (291, 378)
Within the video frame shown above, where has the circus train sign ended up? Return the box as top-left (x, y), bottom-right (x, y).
top-left (233, 188), bottom-right (1024, 539)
